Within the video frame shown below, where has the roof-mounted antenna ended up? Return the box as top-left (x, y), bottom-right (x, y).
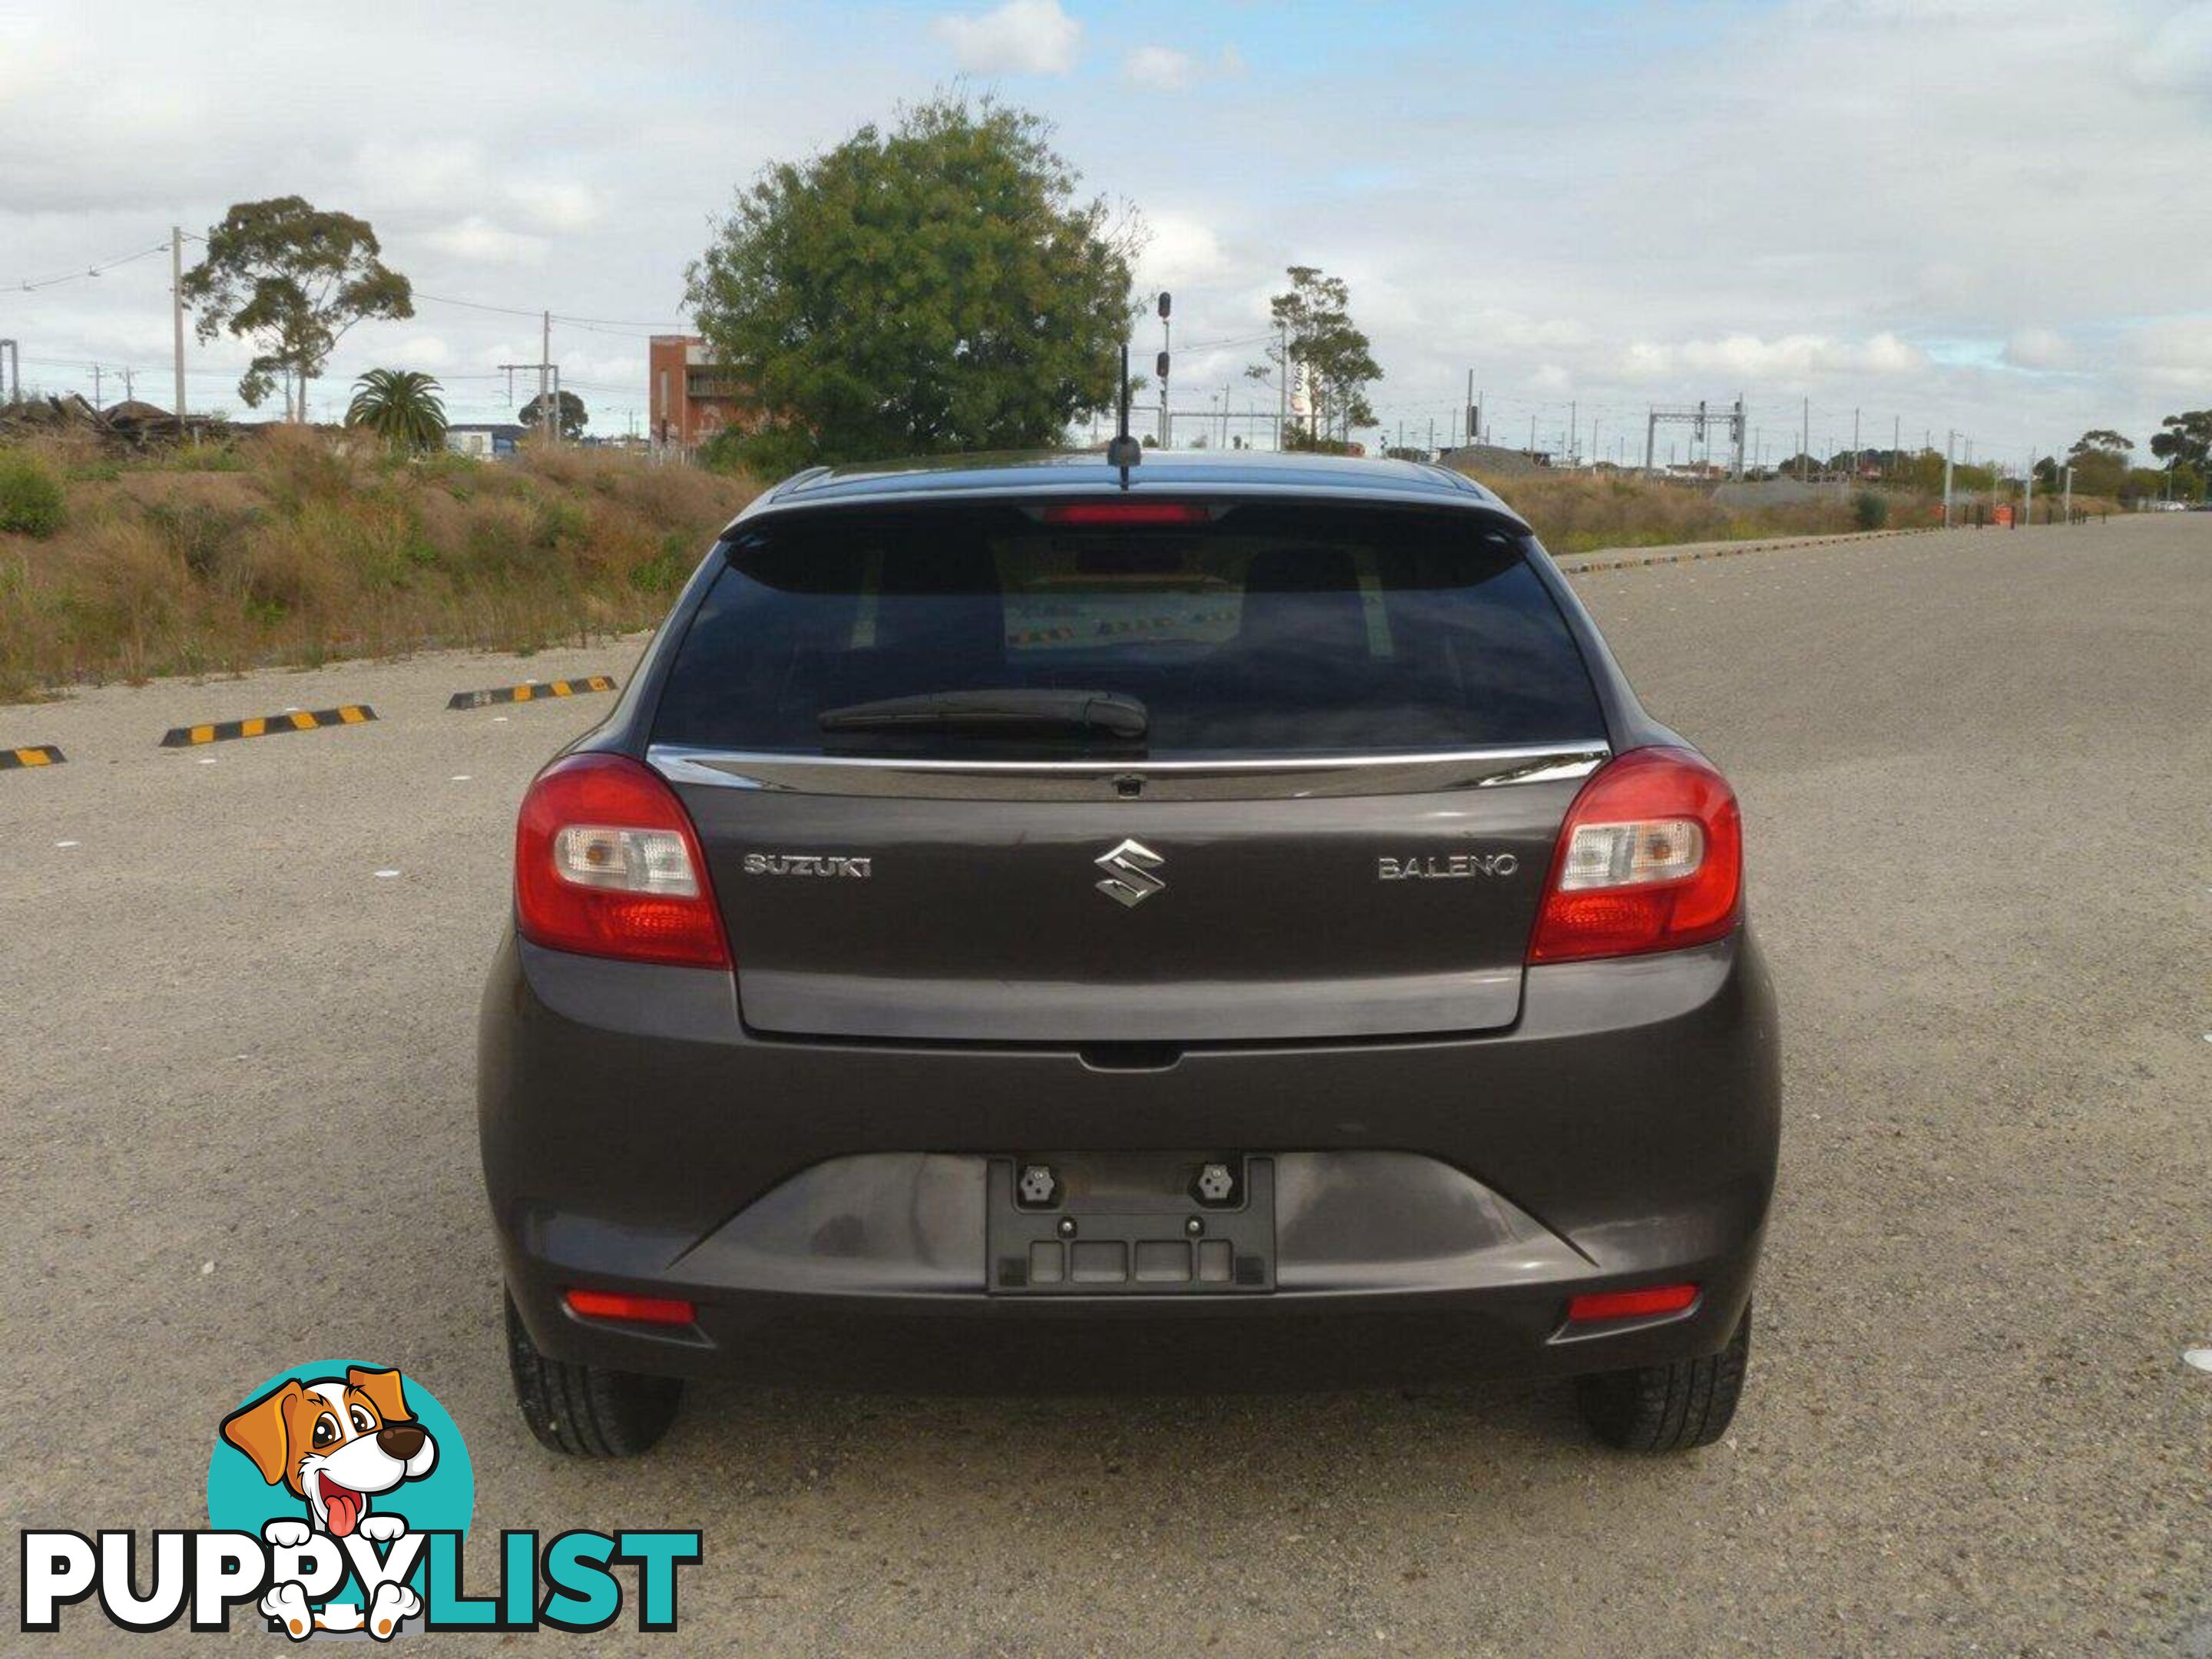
top-left (1104, 340), bottom-right (1141, 488)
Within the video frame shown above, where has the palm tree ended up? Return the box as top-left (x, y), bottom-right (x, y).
top-left (345, 369), bottom-right (448, 451)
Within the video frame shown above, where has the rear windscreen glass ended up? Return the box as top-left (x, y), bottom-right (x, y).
top-left (651, 503), bottom-right (1604, 757)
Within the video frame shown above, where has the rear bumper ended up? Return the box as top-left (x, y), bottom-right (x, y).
top-left (479, 932), bottom-right (1780, 1386)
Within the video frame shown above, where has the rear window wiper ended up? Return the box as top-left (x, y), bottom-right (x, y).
top-left (817, 688), bottom-right (1149, 740)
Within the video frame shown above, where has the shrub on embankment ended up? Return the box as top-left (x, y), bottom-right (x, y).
top-left (0, 429), bottom-right (759, 700)
top-left (0, 449), bottom-right (68, 538)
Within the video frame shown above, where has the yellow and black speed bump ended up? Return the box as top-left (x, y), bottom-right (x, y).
top-left (2, 744), bottom-right (65, 770)
top-left (159, 705), bottom-right (376, 748)
top-left (446, 675), bottom-right (616, 710)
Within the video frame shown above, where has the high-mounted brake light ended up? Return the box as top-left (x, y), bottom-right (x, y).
top-left (1041, 501), bottom-right (1214, 526)
top-left (514, 753), bottom-right (730, 969)
top-left (1527, 747), bottom-right (1742, 963)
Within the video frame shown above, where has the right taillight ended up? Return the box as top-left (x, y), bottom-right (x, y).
top-left (1527, 747), bottom-right (1742, 963)
top-left (514, 753), bottom-right (731, 969)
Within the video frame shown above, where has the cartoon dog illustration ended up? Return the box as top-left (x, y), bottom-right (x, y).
top-left (220, 1366), bottom-right (437, 1641)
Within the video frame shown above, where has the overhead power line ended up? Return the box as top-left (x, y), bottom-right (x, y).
top-left (412, 292), bottom-right (687, 336)
top-left (7, 242), bottom-right (174, 293)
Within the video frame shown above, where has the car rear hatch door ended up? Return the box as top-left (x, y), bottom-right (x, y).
top-left (649, 498), bottom-right (1610, 1044)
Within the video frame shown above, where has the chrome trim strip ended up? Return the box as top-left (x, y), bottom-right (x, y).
top-left (647, 741), bottom-right (1610, 801)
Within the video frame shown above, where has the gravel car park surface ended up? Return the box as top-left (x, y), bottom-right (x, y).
top-left (4, 514), bottom-right (2207, 1656)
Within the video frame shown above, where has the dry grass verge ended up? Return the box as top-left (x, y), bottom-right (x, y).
top-left (1466, 470), bottom-right (1936, 553)
top-left (0, 430), bottom-right (758, 701)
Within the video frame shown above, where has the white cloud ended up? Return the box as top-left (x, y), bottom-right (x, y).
top-left (1123, 46), bottom-right (1193, 91)
top-left (508, 180), bottom-right (603, 232)
top-left (1475, 311), bottom-right (1595, 353)
top-left (2131, 1), bottom-right (2212, 88)
top-left (1620, 333), bottom-right (1929, 381)
top-left (349, 141), bottom-right (491, 214)
top-left (932, 0), bottom-right (1078, 75)
top-left (395, 334), bottom-right (452, 368)
top-left (422, 216), bottom-right (548, 265)
top-left (2121, 318), bottom-right (2212, 387)
top-left (1134, 212), bottom-right (1230, 291)
top-left (2005, 329), bottom-right (2078, 371)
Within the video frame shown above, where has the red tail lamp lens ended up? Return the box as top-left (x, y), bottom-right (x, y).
top-left (563, 1289), bottom-right (698, 1326)
top-left (515, 753), bottom-right (730, 969)
top-left (1565, 1283), bottom-right (1700, 1323)
top-left (1528, 747), bottom-right (1743, 963)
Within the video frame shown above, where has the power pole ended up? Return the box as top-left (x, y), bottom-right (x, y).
top-left (1644, 407), bottom-right (1657, 475)
top-left (1568, 401), bottom-right (1577, 465)
top-left (91, 364), bottom-right (103, 408)
top-left (171, 227), bottom-right (187, 430)
top-left (1851, 408), bottom-right (1860, 478)
top-left (1278, 324), bottom-right (1289, 452)
top-left (121, 366), bottom-right (135, 402)
top-left (0, 339), bottom-right (17, 403)
top-left (1943, 431), bottom-right (1955, 528)
top-left (501, 359), bottom-right (558, 433)
top-left (540, 311), bottom-right (553, 445)
top-left (1590, 414), bottom-right (1600, 470)
top-left (1800, 397), bottom-right (1809, 482)
top-left (2022, 447), bottom-right (2033, 526)
top-left (1892, 416), bottom-right (1900, 473)
top-left (2063, 465), bottom-right (2072, 523)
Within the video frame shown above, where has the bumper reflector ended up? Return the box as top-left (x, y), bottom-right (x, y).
top-left (563, 1288), bottom-right (697, 1326)
top-left (1566, 1283), bottom-right (1698, 1323)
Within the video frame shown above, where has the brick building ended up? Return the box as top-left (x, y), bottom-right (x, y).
top-left (647, 335), bottom-right (750, 450)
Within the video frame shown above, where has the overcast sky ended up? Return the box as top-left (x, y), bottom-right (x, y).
top-left (4, 0), bottom-right (2209, 464)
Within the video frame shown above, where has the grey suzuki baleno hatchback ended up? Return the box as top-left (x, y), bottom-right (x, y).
top-left (480, 450), bottom-right (1779, 1457)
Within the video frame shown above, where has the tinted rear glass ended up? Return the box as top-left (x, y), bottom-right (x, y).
top-left (652, 502), bottom-right (1603, 757)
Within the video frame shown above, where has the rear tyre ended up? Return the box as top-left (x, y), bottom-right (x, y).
top-left (1575, 1303), bottom-right (1751, 1452)
top-left (505, 1293), bottom-right (684, 1457)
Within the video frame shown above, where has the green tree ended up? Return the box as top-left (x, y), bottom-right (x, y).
top-left (1247, 267), bottom-right (1382, 444)
top-left (520, 389), bottom-right (588, 441)
top-left (181, 197), bottom-right (413, 421)
top-left (2068, 428), bottom-right (2132, 459)
top-left (344, 369), bottom-right (447, 451)
top-left (2064, 429), bottom-right (2131, 498)
top-left (2147, 410), bottom-right (2212, 476)
top-left (685, 95), bottom-right (1140, 475)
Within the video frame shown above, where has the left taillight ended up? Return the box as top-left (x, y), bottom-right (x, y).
top-left (514, 753), bottom-right (731, 969)
top-left (1527, 746), bottom-right (1743, 964)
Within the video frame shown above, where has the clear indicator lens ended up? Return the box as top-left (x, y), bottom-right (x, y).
top-left (553, 824), bottom-right (699, 896)
top-left (1557, 818), bottom-right (1704, 890)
